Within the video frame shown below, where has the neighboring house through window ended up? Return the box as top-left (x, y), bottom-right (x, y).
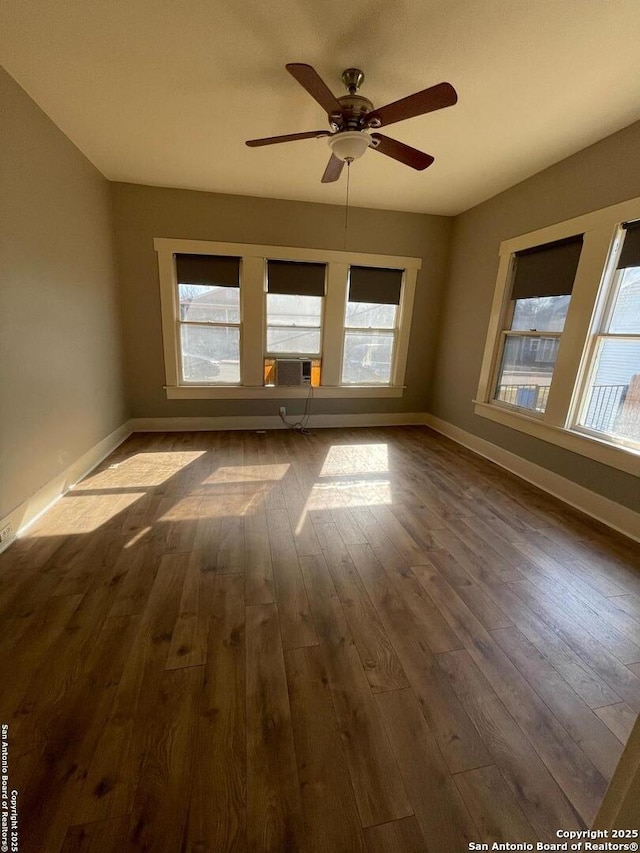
top-left (154, 239), bottom-right (420, 400)
top-left (476, 198), bottom-right (640, 476)
top-left (576, 221), bottom-right (640, 448)
top-left (265, 260), bottom-right (326, 357)
top-left (176, 254), bottom-right (241, 384)
top-left (493, 236), bottom-right (582, 413)
top-left (342, 266), bottom-right (403, 385)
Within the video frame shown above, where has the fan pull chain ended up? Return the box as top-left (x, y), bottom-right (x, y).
top-left (344, 160), bottom-right (351, 250)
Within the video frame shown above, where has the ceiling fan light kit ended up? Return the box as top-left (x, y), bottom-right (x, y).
top-left (246, 63), bottom-right (457, 183)
top-left (328, 130), bottom-right (371, 162)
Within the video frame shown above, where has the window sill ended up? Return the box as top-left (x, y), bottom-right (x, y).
top-left (165, 385), bottom-right (405, 400)
top-left (474, 401), bottom-right (640, 476)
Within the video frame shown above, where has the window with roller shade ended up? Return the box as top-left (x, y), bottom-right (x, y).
top-left (266, 260), bottom-right (326, 356)
top-left (175, 254), bottom-right (241, 384)
top-left (342, 266), bottom-right (403, 385)
top-left (576, 222), bottom-right (640, 448)
top-left (156, 238), bottom-right (421, 399)
top-left (493, 235), bottom-right (583, 413)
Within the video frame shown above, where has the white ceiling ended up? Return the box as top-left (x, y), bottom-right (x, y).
top-left (2, 0), bottom-right (640, 215)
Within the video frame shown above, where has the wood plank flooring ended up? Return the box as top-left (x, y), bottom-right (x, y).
top-left (1, 426), bottom-right (639, 852)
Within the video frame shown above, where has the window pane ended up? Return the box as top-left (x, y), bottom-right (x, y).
top-left (266, 293), bottom-right (322, 327)
top-left (345, 301), bottom-right (397, 329)
top-left (180, 324), bottom-right (240, 383)
top-left (494, 335), bottom-right (560, 412)
top-left (609, 267), bottom-right (640, 333)
top-left (511, 295), bottom-right (570, 332)
top-left (342, 331), bottom-right (394, 384)
top-left (578, 339), bottom-right (640, 443)
top-left (179, 284), bottom-right (240, 323)
top-left (267, 327), bottom-right (321, 355)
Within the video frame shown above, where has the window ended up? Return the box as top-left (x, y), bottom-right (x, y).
top-left (176, 254), bottom-right (241, 384)
top-left (476, 196), bottom-right (640, 475)
top-left (342, 266), bottom-right (402, 385)
top-left (266, 260), bottom-right (325, 356)
top-left (493, 236), bottom-right (582, 413)
top-left (576, 222), bottom-right (640, 447)
top-left (155, 238), bottom-right (420, 400)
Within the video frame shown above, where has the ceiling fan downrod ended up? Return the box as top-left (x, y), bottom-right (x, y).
top-left (341, 68), bottom-right (364, 95)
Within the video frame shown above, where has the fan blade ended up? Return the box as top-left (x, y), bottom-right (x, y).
top-left (368, 82), bottom-right (457, 128)
top-left (321, 154), bottom-right (345, 183)
top-left (286, 63), bottom-right (343, 115)
top-left (246, 130), bottom-right (330, 147)
top-left (370, 134), bottom-right (434, 170)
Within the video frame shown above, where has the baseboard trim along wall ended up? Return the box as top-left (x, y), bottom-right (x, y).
top-left (129, 412), bottom-right (428, 432)
top-left (424, 413), bottom-right (640, 545)
top-left (2, 412), bottom-right (638, 552)
top-left (0, 421), bottom-right (133, 554)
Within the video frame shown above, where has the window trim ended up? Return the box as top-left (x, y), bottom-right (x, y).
top-left (265, 292), bottom-right (324, 359)
top-left (177, 279), bottom-right (242, 386)
top-left (341, 297), bottom-right (401, 387)
top-left (476, 196), bottom-right (640, 477)
top-left (155, 238), bottom-right (420, 399)
top-left (492, 328), bottom-right (562, 416)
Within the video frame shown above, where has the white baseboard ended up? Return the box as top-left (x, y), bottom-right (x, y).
top-left (0, 421), bottom-right (132, 554)
top-left (130, 412), bottom-right (427, 432)
top-left (424, 414), bottom-right (640, 544)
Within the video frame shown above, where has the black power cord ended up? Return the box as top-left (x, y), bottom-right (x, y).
top-left (279, 385), bottom-right (314, 434)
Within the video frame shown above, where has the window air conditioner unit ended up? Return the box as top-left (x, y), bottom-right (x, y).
top-left (275, 358), bottom-right (312, 386)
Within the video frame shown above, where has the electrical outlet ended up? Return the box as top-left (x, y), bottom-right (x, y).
top-left (0, 522), bottom-right (13, 543)
top-left (279, 406), bottom-right (286, 416)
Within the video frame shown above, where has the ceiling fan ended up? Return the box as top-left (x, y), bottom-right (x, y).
top-left (246, 64), bottom-right (457, 183)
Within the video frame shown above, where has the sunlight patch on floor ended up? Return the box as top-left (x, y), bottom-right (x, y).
top-left (74, 451), bottom-right (207, 489)
top-left (24, 491), bottom-right (147, 535)
top-left (202, 463), bottom-right (290, 484)
top-left (311, 479), bottom-right (392, 508)
top-left (319, 444), bottom-right (390, 477)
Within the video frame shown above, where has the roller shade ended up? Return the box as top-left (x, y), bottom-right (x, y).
top-left (267, 260), bottom-right (326, 296)
top-left (617, 221), bottom-right (640, 269)
top-left (175, 254), bottom-right (240, 287)
top-left (349, 266), bottom-right (403, 305)
top-left (511, 235), bottom-right (583, 300)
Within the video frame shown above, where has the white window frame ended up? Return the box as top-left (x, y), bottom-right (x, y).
top-left (341, 282), bottom-right (403, 386)
top-left (155, 238), bottom-right (420, 400)
top-left (476, 198), bottom-right (640, 477)
top-left (177, 280), bottom-right (242, 387)
top-left (573, 254), bottom-right (640, 451)
top-left (265, 292), bottom-right (325, 359)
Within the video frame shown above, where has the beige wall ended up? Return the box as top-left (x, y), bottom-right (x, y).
top-left (431, 120), bottom-right (640, 513)
top-left (0, 67), bottom-right (127, 520)
top-left (111, 183), bottom-right (452, 420)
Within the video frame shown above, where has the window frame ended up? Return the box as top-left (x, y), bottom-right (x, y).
top-left (341, 292), bottom-right (402, 386)
top-left (572, 251), bottom-right (640, 450)
top-left (155, 238), bottom-right (420, 400)
top-left (265, 292), bottom-right (325, 359)
top-left (176, 277), bottom-right (242, 386)
top-left (476, 201), bottom-right (640, 477)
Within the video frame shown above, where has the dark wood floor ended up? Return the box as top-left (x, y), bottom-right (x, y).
top-left (1, 426), bottom-right (639, 852)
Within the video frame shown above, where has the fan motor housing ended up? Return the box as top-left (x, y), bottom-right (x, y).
top-left (333, 94), bottom-right (374, 130)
